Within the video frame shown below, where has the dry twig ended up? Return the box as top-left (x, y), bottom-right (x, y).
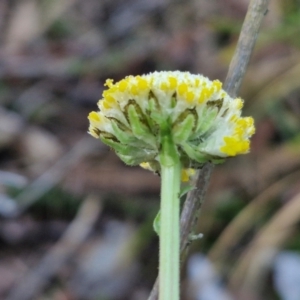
top-left (148, 0), bottom-right (270, 299)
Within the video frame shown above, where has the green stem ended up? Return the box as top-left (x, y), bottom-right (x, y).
top-left (159, 133), bottom-right (181, 300)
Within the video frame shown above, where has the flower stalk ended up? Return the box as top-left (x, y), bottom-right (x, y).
top-left (159, 127), bottom-right (181, 300)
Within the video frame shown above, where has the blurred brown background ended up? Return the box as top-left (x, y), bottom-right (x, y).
top-left (0, 0), bottom-right (300, 299)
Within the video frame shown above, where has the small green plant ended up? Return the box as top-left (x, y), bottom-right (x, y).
top-left (88, 71), bottom-right (255, 300)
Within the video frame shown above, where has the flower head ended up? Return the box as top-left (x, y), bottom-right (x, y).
top-left (88, 71), bottom-right (255, 172)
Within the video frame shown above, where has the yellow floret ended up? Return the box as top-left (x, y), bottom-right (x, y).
top-left (137, 77), bottom-right (148, 90)
top-left (131, 85), bottom-right (138, 95)
top-left (160, 82), bottom-right (169, 91)
top-left (104, 79), bottom-right (114, 88)
top-left (186, 91), bottom-right (194, 103)
top-left (195, 78), bottom-right (200, 87)
top-left (235, 98), bottom-right (244, 110)
top-left (102, 94), bottom-right (117, 109)
top-left (168, 77), bottom-right (177, 89)
top-left (198, 89), bottom-right (208, 103)
top-left (207, 87), bottom-right (215, 98)
top-left (239, 140), bottom-right (250, 153)
top-left (220, 136), bottom-right (250, 156)
top-left (118, 80), bottom-right (128, 92)
top-left (88, 111), bottom-right (101, 122)
top-left (235, 117), bottom-right (255, 136)
top-left (230, 114), bottom-right (238, 122)
top-left (181, 168), bottom-right (196, 182)
top-left (213, 80), bottom-right (222, 92)
top-left (178, 83), bottom-right (188, 96)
